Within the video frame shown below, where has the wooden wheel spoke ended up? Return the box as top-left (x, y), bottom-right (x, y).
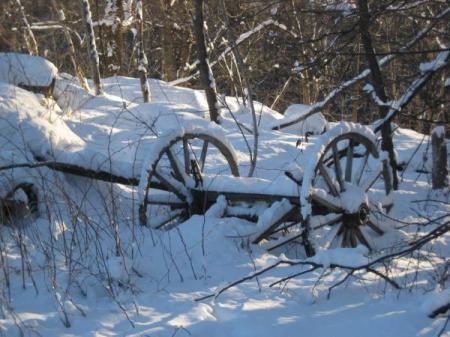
top-left (355, 149), bottom-right (369, 186)
top-left (165, 148), bottom-right (186, 184)
top-left (267, 231), bottom-right (304, 252)
top-left (154, 170), bottom-right (188, 202)
top-left (332, 143), bottom-right (345, 191)
top-left (349, 228), bottom-right (358, 247)
top-left (354, 228), bottom-right (371, 249)
top-left (321, 221), bottom-right (343, 249)
top-left (151, 209), bottom-right (186, 229)
top-left (182, 138), bottom-right (190, 174)
top-left (362, 165), bottom-right (382, 192)
top-left (310, 213), bottom-right (343, 230)
top-left (318, 163), bottom-right (339, 196)
top-left (146, 193), bottom-right (187, 208)
top-left (341, 228), bottom-right (350, 247)
top-left (345, 140), bottom-right (354, 182)
top-left (199, 140), bottom-right (209, 173)
top-left (310, 188), bottom-right (341, 211)
top-left (366, 219), bottom-right (384, 235)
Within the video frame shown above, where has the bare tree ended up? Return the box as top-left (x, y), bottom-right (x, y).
top-left (220, 0), bottom-right (259, 177)
top-left (80, 0), bottom-right (102, 95)
top-left (192, 0), bottom-right (220, 124)
top-left (135, 0), bottom-right (150, 102)
top-left (357, 0), bottom-right (399, 189)
top-left (15, 0), bottom-right (38, 55)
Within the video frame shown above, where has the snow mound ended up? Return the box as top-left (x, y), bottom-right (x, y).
top-left (0, 52), bottom-right (58, 88)
top-left (310, 245), bottom-right (369, 268)
top-left (282, 104), bottom-right (327, 135)
top-left (421, 288), bottom-right (450, 317)
top-left (1, 80), bottom-right (237, 180)
top-left (0, 82), bottom-right (85, 159)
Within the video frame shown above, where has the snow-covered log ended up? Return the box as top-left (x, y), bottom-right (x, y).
top-left (0, 52), bottom-right (57, 96)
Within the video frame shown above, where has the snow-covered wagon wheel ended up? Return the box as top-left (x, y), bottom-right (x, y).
top-left (139, 130), bottom-right (239, 229)
top-left (1, 182), bottom-right (38, 225)
top-left (300, 123), bottom-right (393, 256)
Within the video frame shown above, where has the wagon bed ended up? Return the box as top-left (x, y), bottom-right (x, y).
top-left (1, 62), bottom-right (394, 256)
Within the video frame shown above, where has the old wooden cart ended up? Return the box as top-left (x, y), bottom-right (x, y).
top-left (0, 53), bottom-right (393, 256)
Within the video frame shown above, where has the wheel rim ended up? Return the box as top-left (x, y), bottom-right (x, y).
top-left (302, 130), bottom-right (392, 255)
top-left (139, 132), bottom-right (239, 228)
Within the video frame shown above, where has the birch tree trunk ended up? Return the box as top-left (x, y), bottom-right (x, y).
top-left (81, 0), bottom-right (102, 95)
top-left (135, 0), bottom-right (150, 102)
top-left (15, 0), bottom-right (38, 55)
top-left (192, 0), bottom-right (220, 124)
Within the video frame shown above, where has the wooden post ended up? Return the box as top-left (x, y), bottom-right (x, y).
top-left (431, 126), bottom-right (448, 189)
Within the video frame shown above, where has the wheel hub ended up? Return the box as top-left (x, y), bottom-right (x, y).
top-left (342, 203), bottom-right (370, 228)
top-left (356, 203), bottom-right (369, 225)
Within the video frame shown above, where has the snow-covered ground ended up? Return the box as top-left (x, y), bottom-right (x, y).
top-left (0, 72), bottom-right (449, 337)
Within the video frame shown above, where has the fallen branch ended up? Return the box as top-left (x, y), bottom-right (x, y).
top-left (196, 218), bottom-right (450, 302)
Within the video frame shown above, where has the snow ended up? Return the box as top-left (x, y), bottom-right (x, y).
top-left (1, 67), bottom-right (450, 337)
top-left (419, 51), bottom-right (449, 73)
top-left (421, 288), bottom-right (450, 316)
top-left (282, 104), bottom-right (327, 135)
top-left (432, 126), bottom-right (445, 138)
top-left (0, 52), bottom-right (58, 87)
top-left (310, 245), bottom-right (369, 269)
top-left (255, 198), bottom-right (293, 230)
top-left (339, 184), bottom-right (368, 213)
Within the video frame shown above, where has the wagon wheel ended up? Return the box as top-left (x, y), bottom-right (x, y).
top-left (300, 124), bottom-right (393, 256)
top-left (139, 131), bottom-right (239, 228)
top-left (1, 182), bottom-right (38, 225)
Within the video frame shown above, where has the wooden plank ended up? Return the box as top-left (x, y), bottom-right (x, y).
top-left (190, 189), bottom-right (300, 207)
top-left (37, 159), bottom-right (140, 186)
top-left (252, 207), bottom-right (300, 244)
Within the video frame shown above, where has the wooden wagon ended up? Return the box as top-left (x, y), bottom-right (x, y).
top-left (0, 53), bottom-right (393, 256)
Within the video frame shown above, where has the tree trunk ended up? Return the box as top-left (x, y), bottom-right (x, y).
top-left (50, 0), bottom-right (89, 91)
top-left (135, 0), bottom-right (150, 102)
top-left (158, 1), bottom-right (178, 81)
top-left (16, 0), bottom-right (38, 55)
top-left (357, 0), bottom-right (399, 190)
top-left (81, 0), bottom-right (102, 95)
top-left (114, 0), bottom-right (124, 74)
top-left (432, 126), bottom-right (448, 189)
top-left (192, 0), bottom-right (219, 124)
top-left (220, 0), bottom-right (258, 177)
